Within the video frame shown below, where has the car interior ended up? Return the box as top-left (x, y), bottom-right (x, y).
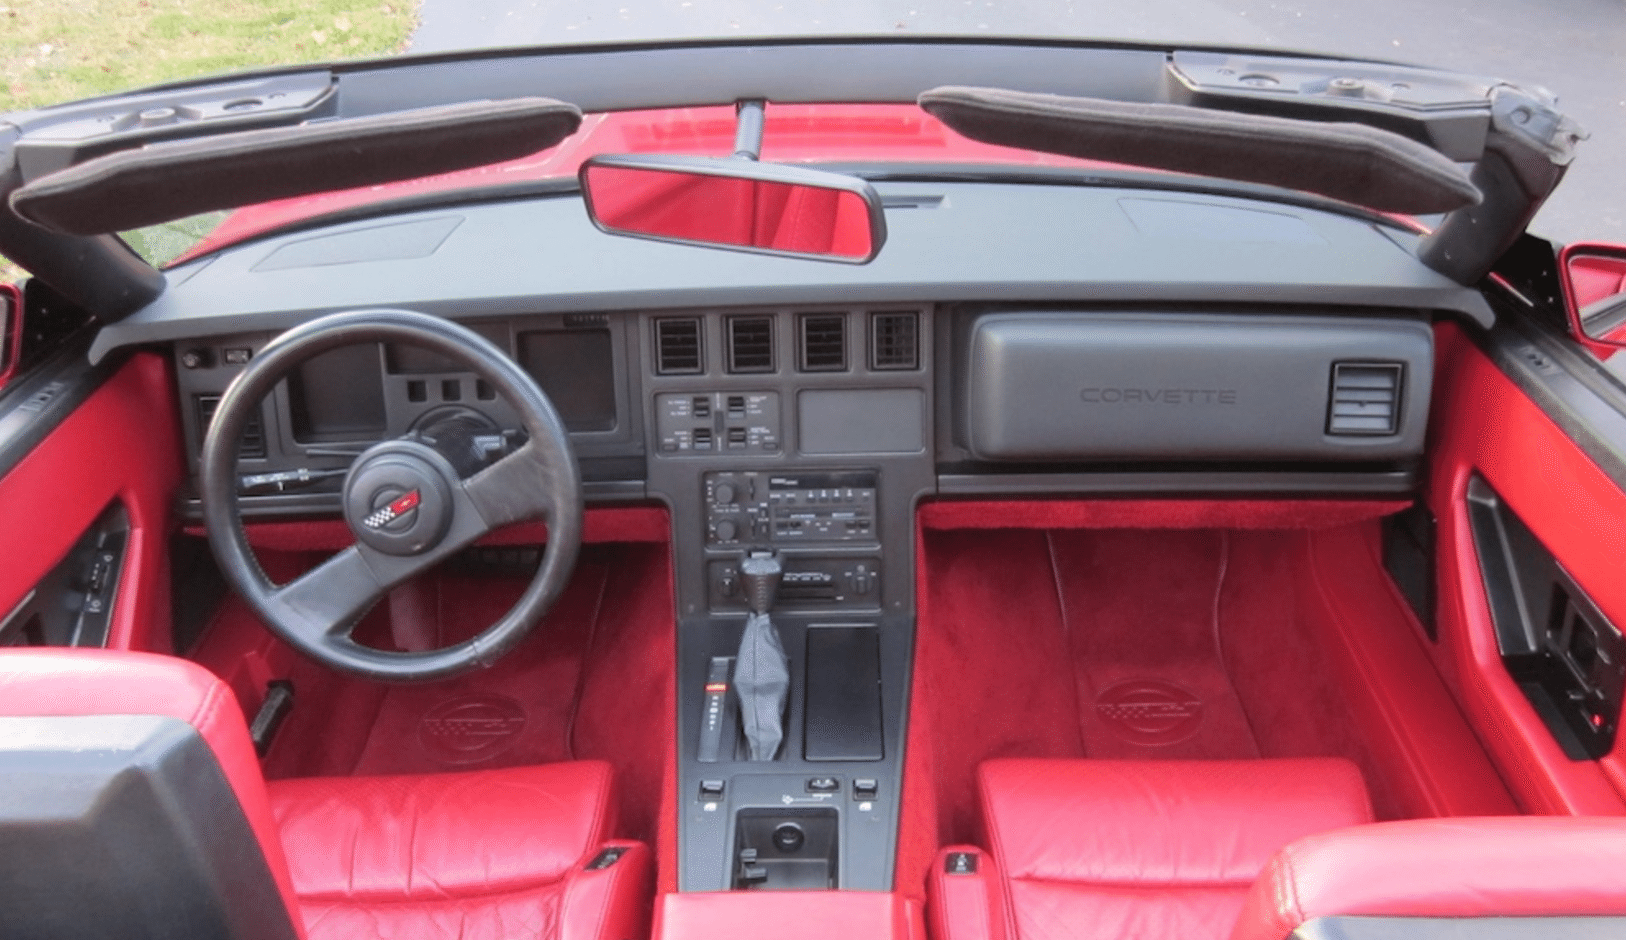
top-left (4, 36), bottom-right (1626, 940)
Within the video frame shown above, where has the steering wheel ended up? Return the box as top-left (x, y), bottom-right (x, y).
top-left (200, 309), bottom-right (583, 681)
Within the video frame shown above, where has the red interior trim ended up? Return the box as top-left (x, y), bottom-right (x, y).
top-left (919, 499), bottom-right (1411, 531)
top-left (0, 353), bottom-right (181, 652)
top-left (1428, 324), bottom-right (1626, 814)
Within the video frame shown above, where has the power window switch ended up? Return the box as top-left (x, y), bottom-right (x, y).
top-left (853, 778), bottom-right (878, 800)
top-left (699, 779), bottom-right (726, 800)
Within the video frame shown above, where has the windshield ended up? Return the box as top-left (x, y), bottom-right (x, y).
top-left (3, 0), bottom-right (1622, 280)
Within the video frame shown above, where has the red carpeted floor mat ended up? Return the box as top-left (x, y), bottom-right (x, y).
top-left (259, 542), bottom-right (674, 845)
top-left (907, 523), bottom-right (1405, 860)
top-left (1051, 529), bottom-right (1262, 760)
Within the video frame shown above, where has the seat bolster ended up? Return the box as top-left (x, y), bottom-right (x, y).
top-left (560, 841), bottom-right (653, 940)
top-left (1231, 817), bottom-right (1626, 940)
top-left (979, 758), bottom-right (1373, 884)
top-left (0, 648), bottom-right (304, 933)
top-left (928, 846), bottom-right (1010, 940)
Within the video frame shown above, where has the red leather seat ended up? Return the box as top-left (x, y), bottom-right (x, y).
top-left (929, 758), bottom-right (1372, 940)
top-left (0, 649), bottom-right (651, 940)
top-left (1233, 816), bottom-right (1626, 940)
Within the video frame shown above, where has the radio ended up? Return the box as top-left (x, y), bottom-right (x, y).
top-left (704, 470), bottom-right (878, 547)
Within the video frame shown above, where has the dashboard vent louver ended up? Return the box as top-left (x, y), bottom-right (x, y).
top-left (799, 313), bottom-right (847, 372)
top-left (654, 318), bottom-right (703, 375)
top-left (727, 315), bottom-right (775, 373)
top-left (870, 311), bottom-right (919, 370)
top-left (1328, 362), bottom-right (1402, 435)
top-left (196, 394), bottom-right (267, 459)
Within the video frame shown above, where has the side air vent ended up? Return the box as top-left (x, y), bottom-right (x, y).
top-left (196, 395), bottom-right (267, 459)
top-left (870, 311), bottom-right (919, 371)
top-left (1327, 362), bottom-right (1402, 435)
top-left (654, 317), bottom-right (703, 375)
top-left (727, 315), bottom-right (775, 373)
top-left (799, 313), bottom-right (847, 372)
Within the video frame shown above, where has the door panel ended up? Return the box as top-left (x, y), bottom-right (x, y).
top-left (1428, 323), bottom-right (1626, 814)
top-left (0, 353), bottom-right (182, 652)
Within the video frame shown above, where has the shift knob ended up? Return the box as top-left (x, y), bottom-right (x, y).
top-left (740, 550), bottom-right (783, 615)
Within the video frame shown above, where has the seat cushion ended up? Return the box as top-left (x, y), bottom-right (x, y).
top-left (269, 760), bottom-right (641, 940)
top-left (977, 758), bottom-right (1373, 940)
top-left (1233, 817), bottom-right (1626, 940)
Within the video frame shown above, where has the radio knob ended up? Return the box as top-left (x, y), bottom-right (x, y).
top-left (716, 520), bottom-right (738, 541)
top-left (715, 483), bottom-right (737, 505)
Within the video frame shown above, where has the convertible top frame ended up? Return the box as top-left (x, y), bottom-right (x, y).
top-left (0, 36), bottom-right (1584, 321)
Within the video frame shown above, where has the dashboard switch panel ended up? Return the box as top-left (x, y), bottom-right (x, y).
top-left (705, 470), bottom-right (878, 547)
top-left (656, 391), bottom-right (781, 454)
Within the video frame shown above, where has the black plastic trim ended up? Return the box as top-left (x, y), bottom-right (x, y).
top-left (1466, 474), bottom-right (1625, 760)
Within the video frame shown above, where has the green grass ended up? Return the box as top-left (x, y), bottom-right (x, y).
top-left (1, 0), bottom-right (421, 285)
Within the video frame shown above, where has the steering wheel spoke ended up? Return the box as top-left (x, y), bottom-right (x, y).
top-left (461, 440), bottom-right (560, 528)
top-left (265, 546), bottom-right (388, 647)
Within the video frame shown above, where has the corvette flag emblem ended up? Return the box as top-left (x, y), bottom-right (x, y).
top-left (363, 489), bottom-right (421, 529)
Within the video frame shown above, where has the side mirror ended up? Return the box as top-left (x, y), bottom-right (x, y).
top-left (0, 284), bottom-right (20, 388)
top-left (1560, 243), bottom-right (1626, 354)
top-left (579, 154), bottom-right (886, 263)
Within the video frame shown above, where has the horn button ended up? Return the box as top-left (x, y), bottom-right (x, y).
top-left (343, 441), bottom-right (457, 555)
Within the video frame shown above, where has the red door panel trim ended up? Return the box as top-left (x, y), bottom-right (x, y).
top-left (0, 353), bottom-right (182, 653)
top-left (1429, 324), bottom-right (1626, 814)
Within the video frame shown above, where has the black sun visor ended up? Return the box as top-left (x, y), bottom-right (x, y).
top-left (919, 85), bottom-right (1481, 216)
top-left (8, 97), bottom-right (582, 236)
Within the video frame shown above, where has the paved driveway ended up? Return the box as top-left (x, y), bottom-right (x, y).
top-left (411, 0), bottom-right (1626, 245)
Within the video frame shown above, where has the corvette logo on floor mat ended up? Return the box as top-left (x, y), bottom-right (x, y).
top-left (420, 694), bottom-right (528, 764)
top-left (1094, 680), bottom-right (1204, 745)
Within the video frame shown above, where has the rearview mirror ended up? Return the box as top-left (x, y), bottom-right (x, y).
top-left (1560, 243), bottom-right (1626, 354)
top-left (579, 155), bottom-right (886, 263)
top-left (0, 284), bottom-right (20, 388)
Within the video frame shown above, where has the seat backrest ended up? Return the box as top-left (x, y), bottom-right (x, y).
top-left (0, 648), bottom-right (305, 939)
top-left (1232, 816), bottom-right (1626, 940)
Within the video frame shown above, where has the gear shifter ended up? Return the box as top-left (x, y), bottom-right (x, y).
top-left (734, 550), bottom-right (788, 761)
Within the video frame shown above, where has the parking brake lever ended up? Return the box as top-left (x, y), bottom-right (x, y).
top-left (734, 550), bottom-right (788, 761)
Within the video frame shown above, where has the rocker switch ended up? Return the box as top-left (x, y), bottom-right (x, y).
top-left (698, 656), bottom-right (732, 763)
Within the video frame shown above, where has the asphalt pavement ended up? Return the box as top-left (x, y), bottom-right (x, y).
top-left (410, 0), bottom-right (1626, 245)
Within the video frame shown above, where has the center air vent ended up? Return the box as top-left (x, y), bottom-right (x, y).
top-left (728, 315), bottom-right (775, 373)
top-left (799, 313), bottom-right (847, 372)
top-left (1328, 362), bottom-right (1402, 435)
top-left (870, 311), bottom-right (919, 371)
top-left (655, 317), bottom-right (703, 375)
top-left (196, 394), bottom-right (267, 459)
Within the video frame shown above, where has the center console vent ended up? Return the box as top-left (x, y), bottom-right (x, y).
top-left (799, 313), bottom-right (847, 372)
top-left (1328, 362), bottom-right (1403, 435)
top-left (195, 394), bottom-right (266, 459)
top-left (727, 315), bottom-right (775, 373)
top-left (870, 311), bottom-right (919, 370)
top-left (655, 317), bottom-right (703, 375)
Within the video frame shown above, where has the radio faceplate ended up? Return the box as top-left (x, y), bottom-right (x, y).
top-left (704, 470), bottom-right (878, 547)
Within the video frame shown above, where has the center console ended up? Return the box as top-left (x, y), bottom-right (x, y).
top-left (643, 307), bottom-right (934, 892)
